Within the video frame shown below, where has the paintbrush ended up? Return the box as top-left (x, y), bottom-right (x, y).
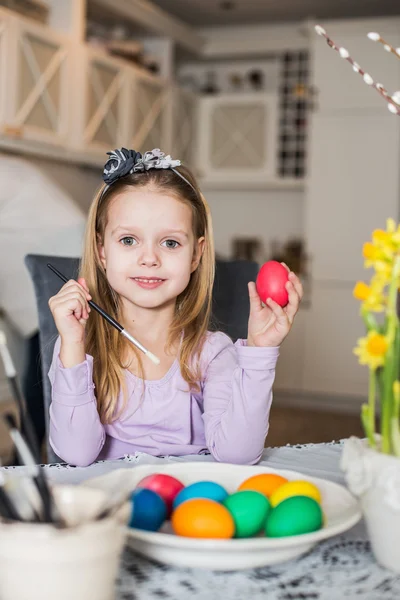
top-left (3, 413), bottom-right (64, 526)
top-left (0, 331), bottom-right (41, 464)
top-left (47, 263), bottom-right (160, 365)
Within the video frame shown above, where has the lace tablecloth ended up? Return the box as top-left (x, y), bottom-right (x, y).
top-left (4, 441), bottom-right (400, 599)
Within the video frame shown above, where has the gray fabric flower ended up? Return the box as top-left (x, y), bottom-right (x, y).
top-left (132, 149), bottom-right (181, 172)
top-left (103, 148), bottom-right (142, 184)
top-left (102, 148), bottom-right (181, 186)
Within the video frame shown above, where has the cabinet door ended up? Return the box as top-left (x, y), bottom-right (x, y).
top-left (312, 20), bottom-right (400, 114)
top-left (78, 48), bottom-right (129, 156)
top-left (0, 9), bottom-right (10, 128)
top-left (274, 308), bottom-right (306, 392)
top-left (130, 72), bottom-right (170, 153)
top-left (171, 86), bottom-right (197, 170)
top-left (197, 93), bottom-right (278, 186)
top-left (4, 14), bottom-right (71, 146)
top-left (305, 113), bottom-right (400, 283)
top-left (302, 282), bottom-right (368, 399)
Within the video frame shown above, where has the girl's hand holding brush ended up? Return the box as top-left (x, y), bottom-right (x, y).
top-left (48, 278), bottom-right (92, 368)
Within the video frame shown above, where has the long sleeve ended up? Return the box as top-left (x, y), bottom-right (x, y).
top-left (202, 333), bottom-right (279, 465)
top-left (48, 337), bottom-right (106, 466)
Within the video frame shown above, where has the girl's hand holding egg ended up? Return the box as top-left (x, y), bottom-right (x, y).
top-left (247, 261), bottom-right (303, 348)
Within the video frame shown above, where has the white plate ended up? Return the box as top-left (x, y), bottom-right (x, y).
top-left (84, 462), bottom-right (362, 570)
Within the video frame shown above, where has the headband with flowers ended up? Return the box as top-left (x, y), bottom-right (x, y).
top-left (102, 147), bottom-right (196, 194)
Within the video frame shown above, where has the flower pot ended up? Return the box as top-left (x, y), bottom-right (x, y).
top-left (341, 436), bottom-right (400, 573)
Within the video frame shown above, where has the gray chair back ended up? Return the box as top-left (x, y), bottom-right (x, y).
top-left (25, 255), bottom-right (80, 463)
top-left (25, 254), bottom-right (258, 463)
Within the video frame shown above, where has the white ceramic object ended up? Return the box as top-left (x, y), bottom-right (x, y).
top-left (342, 436), bottom-right (400, 574)
top-left (0, 485), bottom-right (128, 600)
top-left (85, 461), bottom-right (361, 571)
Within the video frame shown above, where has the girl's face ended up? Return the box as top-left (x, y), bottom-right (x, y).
top-left (98, 187), bottom-right (204, 311)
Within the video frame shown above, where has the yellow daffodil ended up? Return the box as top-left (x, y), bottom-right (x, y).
top-left (353, 331), bottom-right (389, 370)
top-left (353, 281), bottom-right (370, 301)
top-left (363, 242), bottom-right (382, 261)
top-left (356, 221), bottom-right (400, 453)
top-left (380, 218), bottom-right (400, 245)
top-left (353, 278), bottom-right (386, 312)
top-left (372, 261), bottom-right (393, 284)
top-left (372, 228), bottom-right (392, 246)
top-left (363, 219), bottom-right (400, 273)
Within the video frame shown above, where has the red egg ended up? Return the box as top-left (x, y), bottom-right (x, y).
top-left (137, 474), bottom-right (185, 515)
top-left (256, 261), bottom-right (289, 307)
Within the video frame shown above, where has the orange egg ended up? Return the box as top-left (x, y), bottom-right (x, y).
top-left (238, 473), bottom-right (288, 498)
top-left (171, 498), bottom-right (235, 539)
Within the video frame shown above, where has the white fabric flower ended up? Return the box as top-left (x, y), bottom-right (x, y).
top-left (341, 437), bottom-right (373, 496)
top-left (377, 465), bottom-right (400, 511)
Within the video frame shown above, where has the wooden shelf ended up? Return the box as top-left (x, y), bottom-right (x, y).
top-left (87, 0), bottom-right (204, 54)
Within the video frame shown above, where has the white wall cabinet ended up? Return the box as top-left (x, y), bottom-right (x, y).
top-left (301, 283), bottom-right (368, 397)
top-left (274, 308), bottom-right (306, 393)
top-left (306, 112), bottom-right (400, 283)
top-left (301, 17), bottom-right (400, 406)
top-left (197, 92), bottom-right (279, 188)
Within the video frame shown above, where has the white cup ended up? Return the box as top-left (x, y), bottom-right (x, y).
top-left (0, 485), bottom-right (129, 600)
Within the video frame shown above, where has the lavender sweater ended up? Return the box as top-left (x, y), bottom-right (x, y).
top-left (48, 332), bottom-right (279, 467)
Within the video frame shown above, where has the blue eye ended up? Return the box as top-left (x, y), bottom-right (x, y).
top-left (162, 239), bottom-right (180, 249)
top-left (120, 236), bottom-right (136, 246)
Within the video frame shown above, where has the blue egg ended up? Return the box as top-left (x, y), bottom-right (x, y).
top-left (173, 481), bottom-right (229, 510)
top-left (129, 488), bottom-right (167, 531)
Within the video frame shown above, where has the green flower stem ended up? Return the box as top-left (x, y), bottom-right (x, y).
top-left (394, 326), bottom-right (400, 393)
top-left (361, 403), bottom-right (375, 447)
top-left (381, 254), bottom-right (400, 454)
top-left (361, 308), bottom-right (378, 332)
top-left (391, 418), bottom-right (400, 456)
top-left (366, 368), bottom-right (376, 448)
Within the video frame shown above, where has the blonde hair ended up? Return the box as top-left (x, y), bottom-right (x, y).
top-left (79, 166), bottom-right (215, 424)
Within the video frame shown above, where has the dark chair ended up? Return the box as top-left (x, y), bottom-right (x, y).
top-left (25, 253), bottom-right (258, 463)
top-left (211, 258), bottom-right (259, 341)
top-left (25, 255), bottom-right (80, 462)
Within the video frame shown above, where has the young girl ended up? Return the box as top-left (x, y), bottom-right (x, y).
top-left (48, 148), bottom-right (303, 467)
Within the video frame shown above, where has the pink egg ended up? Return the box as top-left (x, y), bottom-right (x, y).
top-left (137, 474), bottom-right (184, 515)
top-left (256, 261), bottom-right (289, 307)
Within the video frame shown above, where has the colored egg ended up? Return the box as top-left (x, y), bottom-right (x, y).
top-left (129, 488), bottom-right (167, 532)
top-left (136, 473), bottom-right (184, 515)
top-left (256, 261), bottom-right (289, 307)
top-left (265, 496), bottom-right (323, 538)
top-left (223, 491), bottom-right (270, 538)
top-left (173, 481), bottom-right (228, 510)
top-left (238, 473), bottom-right (288, 498)
top-left (171, 498), bottom-right (235, 539)
top-left (269, 480), bottom-right (322, 508)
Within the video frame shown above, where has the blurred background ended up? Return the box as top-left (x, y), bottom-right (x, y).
top-left (2, 0), bottom-right (400, 462)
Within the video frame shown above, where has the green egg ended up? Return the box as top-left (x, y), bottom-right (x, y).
top-left (265, 495), bottom-right (323, 538)
top-left (223, 491), bottom-right (270, 538)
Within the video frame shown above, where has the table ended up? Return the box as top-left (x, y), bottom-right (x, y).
top-left (4, 441), bottom-right (400, 599)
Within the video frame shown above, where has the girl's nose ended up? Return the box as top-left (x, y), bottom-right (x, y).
top-left (138, 245), bottom-right (160, 267)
